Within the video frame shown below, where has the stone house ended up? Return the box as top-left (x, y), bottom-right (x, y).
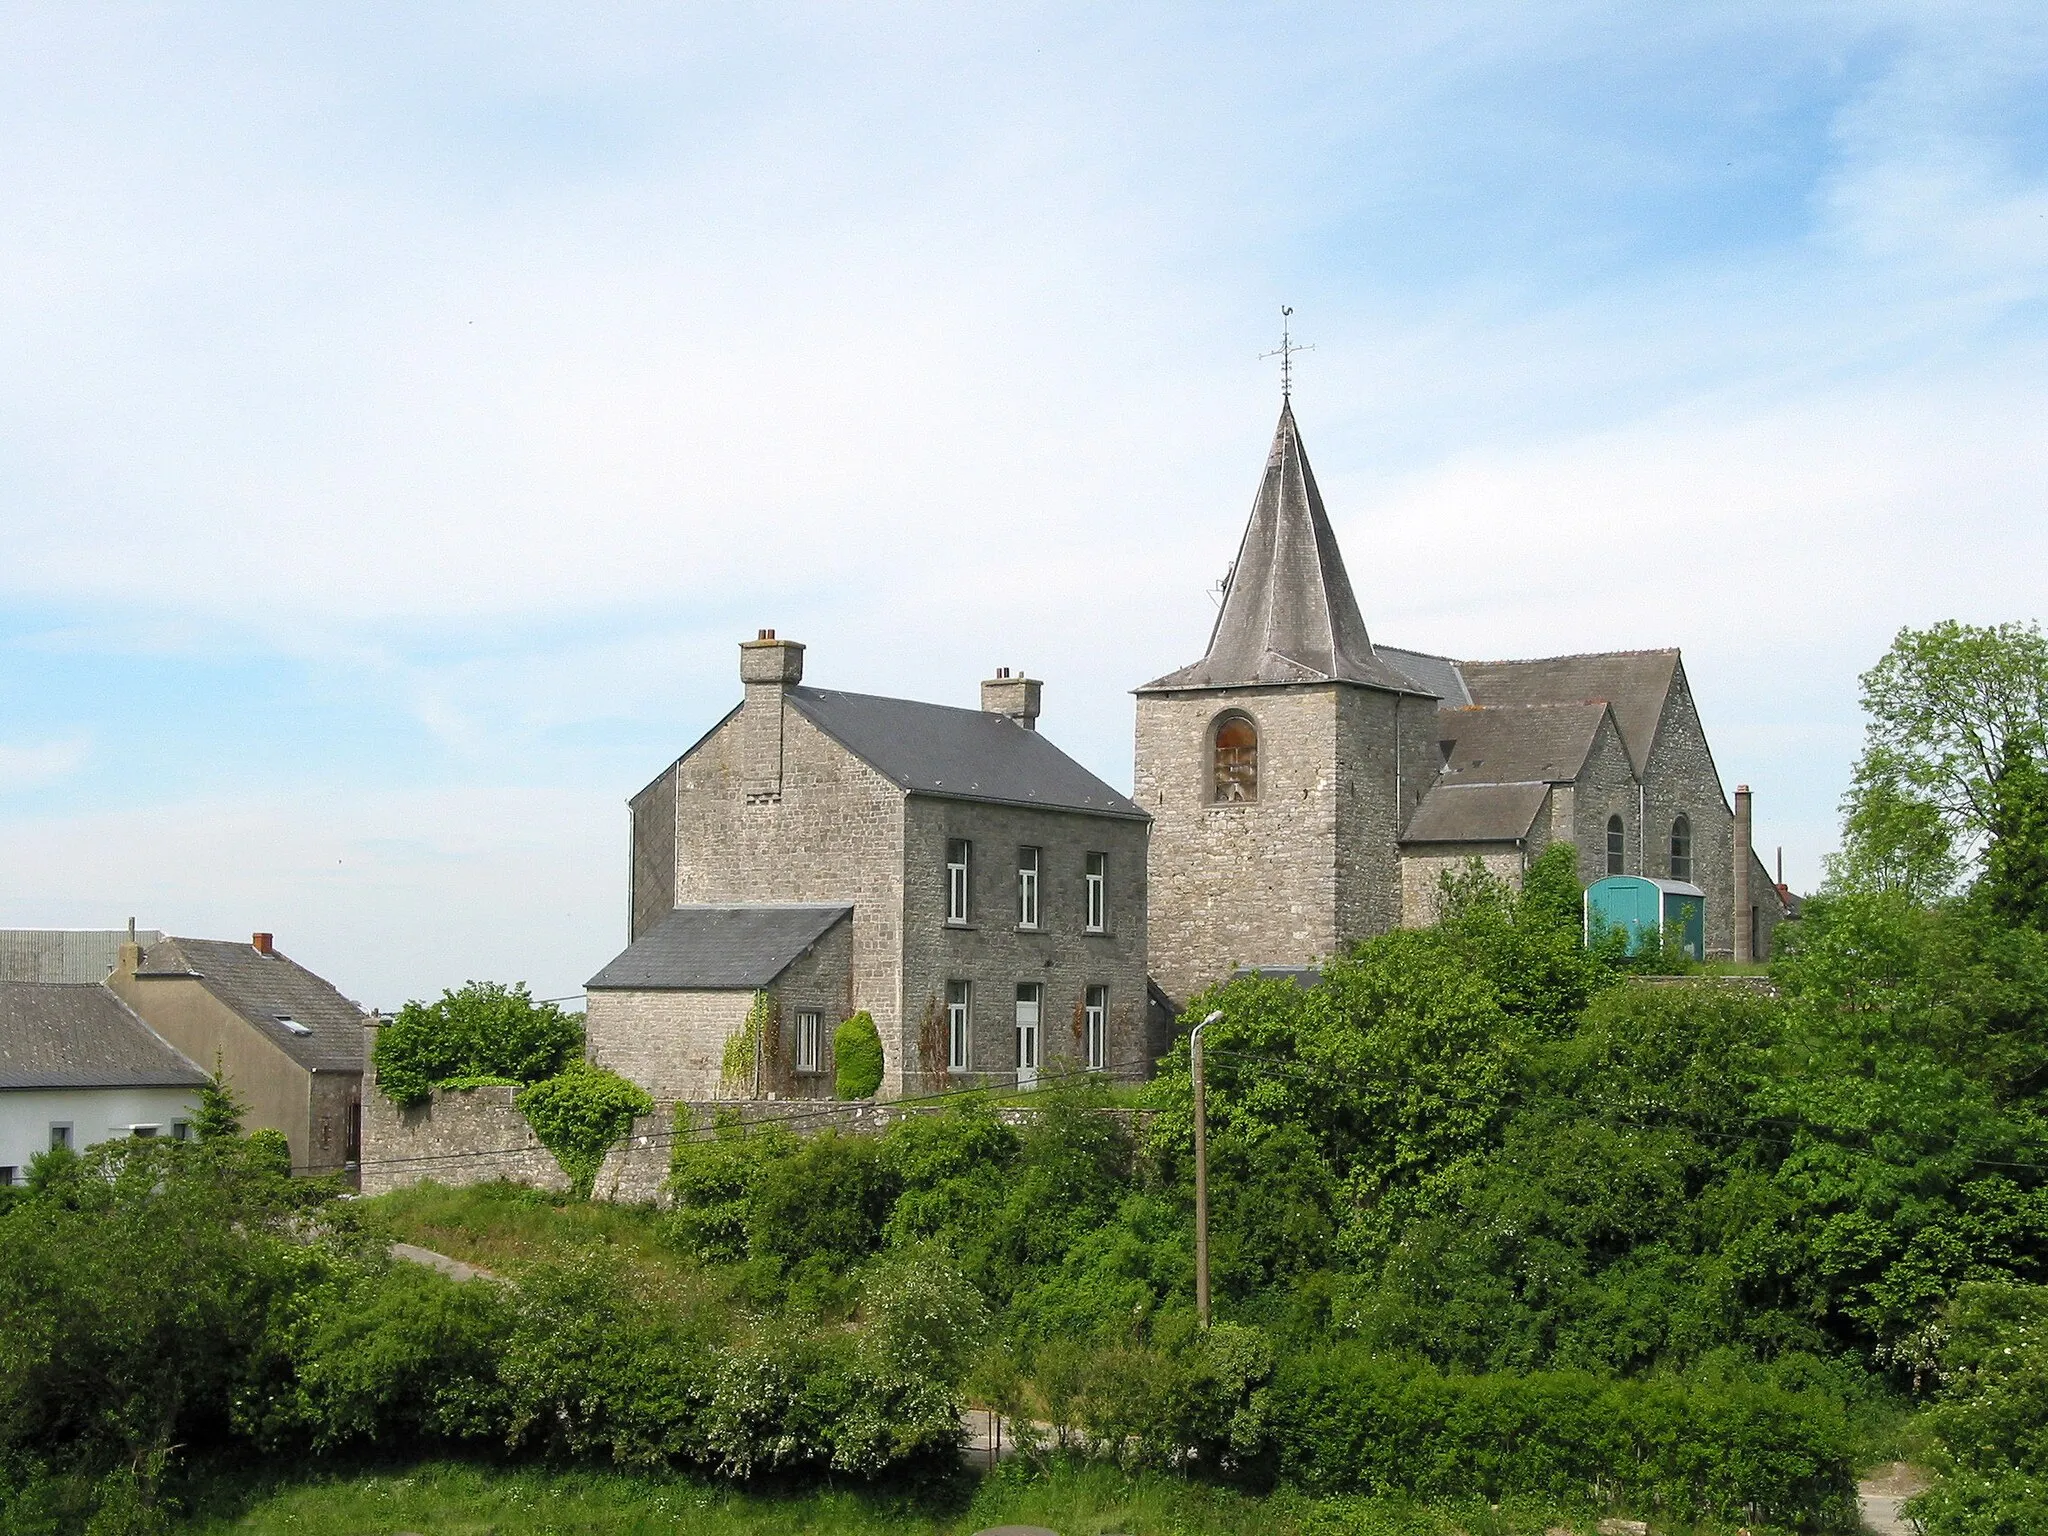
top-left (107, 932), bottom-right (366, 1174)
top-left (617, 637), bottom-right (1150, 1098)
top-left (0, 981), bottom-right (207, 1184)
top-left (1137, 399), bottom-right (1788, 1006)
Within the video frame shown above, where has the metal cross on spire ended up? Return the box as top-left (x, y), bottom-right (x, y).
top-left (1260, 305), bottom-right (1313, 398)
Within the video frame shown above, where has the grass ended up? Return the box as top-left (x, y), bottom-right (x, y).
top-left (358, 1181), bottom-right (699, 1290)
top-left (169, 1458), bottom-right (1653, 1536)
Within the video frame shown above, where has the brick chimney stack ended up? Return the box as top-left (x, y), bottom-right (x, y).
top-left (740, 630), bottom-right (805, 802)
top-left (980, 667), bottom-right (1042, 730)
top-left (252, 932), bottom-right (275, 956)
top-left (1732, 785), bottom-right (1753, 963)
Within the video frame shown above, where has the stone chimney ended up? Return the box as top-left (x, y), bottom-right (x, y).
top-left (980, 667), bottom-right (1042, 730)
top-left (740, 630), bottom-right (804, 801)
top-left (1732, 785), bottom-right (1753, 963)
top-left (117, 915), bottom-right (142, 977)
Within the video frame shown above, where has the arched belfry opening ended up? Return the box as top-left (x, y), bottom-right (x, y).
top-left (1212, 713), bottom-right (1258, 803)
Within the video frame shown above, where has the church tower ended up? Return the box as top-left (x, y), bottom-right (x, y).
top-left (1134, 400), bottom-right (1438, 1007)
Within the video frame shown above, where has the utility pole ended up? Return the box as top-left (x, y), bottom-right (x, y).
top-left (1191, 1008), bottom-right (1222, 1328)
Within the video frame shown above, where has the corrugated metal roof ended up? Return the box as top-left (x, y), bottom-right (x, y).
top-left (587, 904), bottom-right (853, 991)
top-left (1401, 781), bottom-right (1550, 845)
top-left (0, 930), bottom-right (164, 984)
top-left (786, 687), bottom-right (1144, 819)
top-left (1139, 403), bottom-right (1431, 697)
top-left (0, 982), bottom-right (209, 1091)
top-left (1433, 702), bottom-right (1611, 787)
top-left (131, 938), bottom-right (367, 1074)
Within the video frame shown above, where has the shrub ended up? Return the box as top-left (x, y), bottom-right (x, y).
top-left (374, 982), bottom-right (583, 1107)
top-left (1911, 1282), bottom-right (2048, 1536)
top-left (665, 1112), bottom-right (798, 1264)
top-left (750, 1132), bottom-right (897, 1274)
top-left (834, 1011), bottom-right (884, 1099)
top-left (517, 1062), bottom-right (654, 1199)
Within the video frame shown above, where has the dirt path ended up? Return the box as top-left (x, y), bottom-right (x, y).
top-left (390, 1241), bottom-right (496, 1283)
top-left (1857, 1464), bottom-right (1929, 1535)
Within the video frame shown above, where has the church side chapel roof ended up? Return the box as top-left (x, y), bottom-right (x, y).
top-left (1433, 701), bottom-right (1613, 787)
top-left (588, 904), bottom-right (854, 991)
top-left (1139, 402), bottom-right (1433, 697)
top-left (134, 937), bottom-right (369, 1075)
top-left (0, 982), bottom-right (209, 1091)
top-left (1400, 781), bottom-right (1551, 845)
top-left (1455, 650), bottom-right (1680, 776)
top-left (784, 687), bottom-right (1145, 820)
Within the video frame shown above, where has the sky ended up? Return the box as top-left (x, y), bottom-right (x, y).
top-left (3, 4), bottom-right (2046, 1009)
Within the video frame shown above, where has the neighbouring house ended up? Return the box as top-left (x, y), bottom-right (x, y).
top-left (107, 932), bottom-right (366, 1175)
top-left (0, 926), bottom-right (164, 983)
top-left (614, 636), bottom-right (1151, 1099)
top-left (1136, 397), bottom-right (1789, 1005)
top-left (587, 903), bottom-right (853, 1099)
top-left (0, 981), bottom-right (208, 1184)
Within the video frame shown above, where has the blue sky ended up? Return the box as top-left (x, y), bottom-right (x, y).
top-left (4, 5), bottom-right (2046, 1007)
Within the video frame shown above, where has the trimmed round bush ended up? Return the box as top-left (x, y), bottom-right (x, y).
top-left (834, 1012), bottom-right (884, 1099)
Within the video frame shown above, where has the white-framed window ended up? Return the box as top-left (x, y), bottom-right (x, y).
top-left (1017, 846), bottom-right (1040, 929)
top-left (1606, 815), bottom-right (1625, 875)
top-left (946, 980), bottom-right (971, 1071)
top-left (1014, 983), bottom-right (1041, 1081)
top-left (1084, 852), bottom-right (1106, 932)
top-left (946, 839), bottom-right (971, 925)
top-left (1084, 985), bottom-right (1108, 1071)
top-left (48, 1123), bottom-right (71, 1151)
top-left (794, 1010), bottom-right (822, 1073)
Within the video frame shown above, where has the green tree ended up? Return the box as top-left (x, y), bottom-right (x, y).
top-left (1834, 620), bottom-right (2048, 897)
top-left (194, 1061), bottom-right (244, 1142)
top-left (834, 1011), bottom-right (884, 1099)
top-left (374, 981), bottom-right (583, 1107)
top-left (516, 1061), bottom-right (653, 1199)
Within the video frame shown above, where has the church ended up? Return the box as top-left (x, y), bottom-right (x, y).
top-left (591, 396), bottom-right (1788, 1097)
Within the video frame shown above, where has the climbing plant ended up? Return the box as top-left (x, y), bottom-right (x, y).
top-left (517, 1061), bottom-right (654, 1199)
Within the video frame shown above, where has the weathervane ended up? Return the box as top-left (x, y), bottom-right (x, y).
top-left (1260, 305), bottom-right (1312, 398)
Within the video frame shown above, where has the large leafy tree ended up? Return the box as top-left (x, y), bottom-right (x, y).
top-left (373, 981), bottom-right (583, 1107)
top-left (1834, 621), bottom-right (2048, 900)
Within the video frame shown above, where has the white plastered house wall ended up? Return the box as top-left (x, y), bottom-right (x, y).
top-left (0, 1084), bottom-right (203, 1183)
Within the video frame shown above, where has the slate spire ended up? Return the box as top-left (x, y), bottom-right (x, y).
top-left (1141, 401), bottom-right (1425, 693)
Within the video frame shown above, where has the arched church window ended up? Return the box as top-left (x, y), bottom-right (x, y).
top-left (1670, 815), bottom-right (1692, 881)
top-left (1606, 814), bottom-right (1625, 875)
top-left (1213, 714), bottom-right (1258, 803)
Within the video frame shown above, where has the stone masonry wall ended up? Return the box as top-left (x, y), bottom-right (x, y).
top-left (1335, 686), bottom-right (1441, 947)
top-left (1640, 664), bottom-right (1737, 956)
top-left (1137, 685), bottom-right (1341, 1007)
top-left (1400, 843), bottom-right (1533, 927)
top-left (628, 760), bottom-right (680, 943)
top-left (1570, 712), bottom-right (1642, 889)
top-left (585, 989), bottom-right (754, 1101)
top-left (899, 795), bottom-right (1149, 1095)
top-left (667, 703), bottom-right (908, 1055)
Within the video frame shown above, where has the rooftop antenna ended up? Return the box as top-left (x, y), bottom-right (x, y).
top-left (1260, 305), bottom-right (1312, 399)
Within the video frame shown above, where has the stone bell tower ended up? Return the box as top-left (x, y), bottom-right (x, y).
top-left (1133, 400), bottom-right (1438, 1007)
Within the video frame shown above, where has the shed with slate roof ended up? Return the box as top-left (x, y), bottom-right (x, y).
top-left (0, 981), bottom-right (207, 1183)
top-left (586, 905), bottom-right (854, 1099)
top-left (108, 932), bottom-right (366, 1175)
top-left (625, 634), bottom-right (1150, 1100)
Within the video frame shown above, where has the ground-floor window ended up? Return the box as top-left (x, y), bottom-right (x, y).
top-left (1015, 983), bottom-right (1041, 1080)
top-left (794, 1009), bottom-right (822, 1073)
top-left (48, 1124), bottom-right (70, 1151)
top-left (1084, 985), bottom-right (1108, 1071)
top-left (946, 981), bottom-right (971, 1071)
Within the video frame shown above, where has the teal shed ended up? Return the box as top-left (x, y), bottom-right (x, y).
top-left (1584, 876), bottom-right (1705, 960)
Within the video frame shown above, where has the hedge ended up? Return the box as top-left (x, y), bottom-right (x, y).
top-left (1271, 1346), bottom-right (1855, 1530)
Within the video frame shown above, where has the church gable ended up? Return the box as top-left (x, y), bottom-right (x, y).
top-left (1456, 650), bottom-right (1680, 777)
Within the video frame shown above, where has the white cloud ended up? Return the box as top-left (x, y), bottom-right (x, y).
top-left (0, 738), bottom-right (88, 793)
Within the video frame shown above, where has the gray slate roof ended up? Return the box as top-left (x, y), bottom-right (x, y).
top-left (1457, 650), bottom-right (1679, 775)
top-left (133, 938), bottom-right (367, 1074)
top-left (0, 930), bottom-right (164, 984)
top-left (0, 982), bottom-right (208, 1091)
top-left (1401, 781), bottom-right (1551, 845)
top-left (785, 687), bottom-right (1144, 819)
top-left (588, 904), bottom-right (853, 991)
top-left (1140, 403), bottom-right (1431, 696)
top-left (1434, 702), bottom-right (1612, 787)
top-left (1378, 647), bottom-right (1472, 707)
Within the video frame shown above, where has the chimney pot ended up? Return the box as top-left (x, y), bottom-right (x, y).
top-left (252, 931), bottom-right (274, 956)
top-left (758, 628), bottom-right (775, 640)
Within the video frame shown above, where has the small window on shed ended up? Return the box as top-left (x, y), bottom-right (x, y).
top-left (1213, 714), bottom-right (1258, 803)
top-left (1606, 815), bottom-right (1625, 875)
top-left (1670, 815), bottom-right (1692, 881)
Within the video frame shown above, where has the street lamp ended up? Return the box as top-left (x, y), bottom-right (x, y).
top-left (1191, 1008), bottom-right (1223, 1328)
